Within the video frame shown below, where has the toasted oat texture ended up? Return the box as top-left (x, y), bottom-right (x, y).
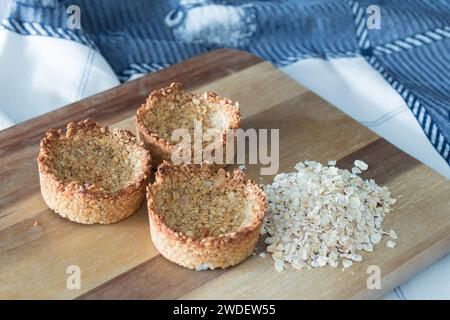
top-left (147, 162), bottom-right (266, 270)
top-left (135, 82), bottom-right (240, 167)
top-left (37, 119), bottom-right (151, 224)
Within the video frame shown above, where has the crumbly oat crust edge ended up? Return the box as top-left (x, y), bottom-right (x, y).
top-left (146, 161), bottom-right (266, 249)
top-left (37, 119), bottom-right (152, 200)
top-left (135, 82), bottom-right (241, 154)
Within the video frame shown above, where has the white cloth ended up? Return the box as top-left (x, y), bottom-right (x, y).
top-left (0, 30), bottom-right (119, 126)
top-left (282, 57), bottom-right (450, 180)
top-left (0, 29), bottom-right (448, 299)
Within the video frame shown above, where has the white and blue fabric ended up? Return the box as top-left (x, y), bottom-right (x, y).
top-left (0, 0), bottom-right (448, 299)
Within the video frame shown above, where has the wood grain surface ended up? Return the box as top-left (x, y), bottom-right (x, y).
top-left (0, 49), bottom-right (448, 300)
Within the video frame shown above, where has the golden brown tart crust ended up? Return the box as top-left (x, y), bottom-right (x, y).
top-left (37, 119), bottom-right (151, 224)
top-left (147, 162), bottom-right (266, 270)
top-left (135, 82), bottom-right (240, 167)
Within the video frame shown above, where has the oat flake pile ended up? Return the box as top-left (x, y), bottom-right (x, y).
top-left (261, 160), bottom-right (398, 271)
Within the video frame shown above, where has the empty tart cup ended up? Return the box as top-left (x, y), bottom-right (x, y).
top-left (135, 82), bottom-right (240, 168)
top-left (37, 119), bottom-right (151, 224)
top-left (146, 162), bottom-right (266, 270)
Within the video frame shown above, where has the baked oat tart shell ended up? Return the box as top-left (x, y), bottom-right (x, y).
top-left (37, 119), bottom-right (151, 224)
top-left (135, 82), bottom-right (240, 168)
top-left (147, 162), bottom-right (266, 270)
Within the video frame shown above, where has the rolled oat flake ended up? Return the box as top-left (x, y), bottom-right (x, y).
top-left (261, 160), bottom-right (398, 271)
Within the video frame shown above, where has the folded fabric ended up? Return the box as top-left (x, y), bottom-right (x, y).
top-left (0, 31), bottom-right (118, 124)
top-left (1, 0), bottom-right (449, 169)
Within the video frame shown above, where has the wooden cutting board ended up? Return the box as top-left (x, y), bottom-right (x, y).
top-left (0, 49), bottom-right (449, 300)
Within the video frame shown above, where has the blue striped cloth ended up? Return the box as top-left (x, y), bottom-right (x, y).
top-left (1, 0), bottom-right (449, 166)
